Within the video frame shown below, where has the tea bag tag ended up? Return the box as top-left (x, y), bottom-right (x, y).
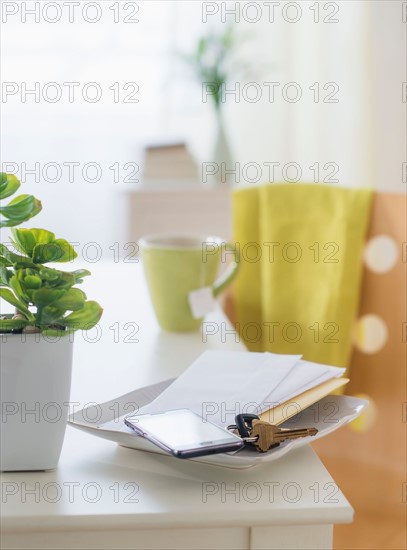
top-left (188, 287), bottom-right (217, 319)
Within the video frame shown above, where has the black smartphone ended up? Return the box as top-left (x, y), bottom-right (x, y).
top-left (124, 408), bottom-right (244, 459)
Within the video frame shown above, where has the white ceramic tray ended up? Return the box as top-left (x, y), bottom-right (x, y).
top-left (68, 379), bottom-right (366, 469)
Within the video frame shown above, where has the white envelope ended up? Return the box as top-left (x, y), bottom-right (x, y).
top-left (138, 350), bottom-right (343, 427)
top-left (264, 360), bottom-right (345, 405)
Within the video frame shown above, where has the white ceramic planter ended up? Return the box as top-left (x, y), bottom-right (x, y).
top-left (0, 333), bottom-right (73, 471)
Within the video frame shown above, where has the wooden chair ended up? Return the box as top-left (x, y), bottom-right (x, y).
top-left (224, 192), bottom-right (407, 549)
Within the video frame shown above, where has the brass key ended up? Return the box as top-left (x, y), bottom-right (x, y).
top-left (251, 420), bottom-right (318, 453)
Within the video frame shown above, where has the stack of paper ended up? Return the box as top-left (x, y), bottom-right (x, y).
top-left (139, 351), bottom-right (348, 428)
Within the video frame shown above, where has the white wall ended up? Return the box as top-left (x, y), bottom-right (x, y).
top-left (1, 0), bottom-right (178, 255)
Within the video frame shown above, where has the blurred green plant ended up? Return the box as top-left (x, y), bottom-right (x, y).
top-left (0, 172), bottom-right (103, 335)
top-left (180, 26), bottom-right (250, 111)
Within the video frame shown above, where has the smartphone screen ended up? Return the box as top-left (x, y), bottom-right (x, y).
top-left (125, 409), bottom-right (244, 458)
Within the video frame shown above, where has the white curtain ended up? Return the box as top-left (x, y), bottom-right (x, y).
top-left (171, 1), bottom-right (405, 192)
top-left (222, 1), bottom-right (406, 191)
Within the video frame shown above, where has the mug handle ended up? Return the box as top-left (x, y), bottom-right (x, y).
top-left (212, 242), bottom-right (240, 298)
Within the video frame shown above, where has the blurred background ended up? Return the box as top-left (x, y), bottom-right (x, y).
top-left (1, 1), bottom-right (405, 252)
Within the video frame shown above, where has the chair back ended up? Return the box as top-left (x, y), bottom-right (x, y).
top-left (313, 192), bottom-right (406, 518)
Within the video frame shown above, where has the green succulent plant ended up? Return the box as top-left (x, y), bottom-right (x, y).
top-left (0, 172), bottom-right (103, 335)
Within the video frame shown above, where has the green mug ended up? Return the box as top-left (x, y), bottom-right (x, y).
top-left (139, 234), bottom-right (239, 332)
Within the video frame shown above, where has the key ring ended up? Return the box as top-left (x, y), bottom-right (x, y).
top-left (227, 413), bottom-right (260, 444)
top-left (228, 413), bottom-right (319, 453)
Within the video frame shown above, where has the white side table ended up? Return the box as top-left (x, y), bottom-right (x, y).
top-left (1, 262), bottom-right (353, 550)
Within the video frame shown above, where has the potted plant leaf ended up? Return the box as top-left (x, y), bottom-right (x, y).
top-left (0, 172), bottom-right (103, 471)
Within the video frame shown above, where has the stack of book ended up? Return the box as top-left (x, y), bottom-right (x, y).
top-left (142, 142), bottom-right (198, 183)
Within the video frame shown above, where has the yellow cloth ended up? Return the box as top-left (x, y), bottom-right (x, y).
top-left (232, 183), bottom-right (373, 372)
